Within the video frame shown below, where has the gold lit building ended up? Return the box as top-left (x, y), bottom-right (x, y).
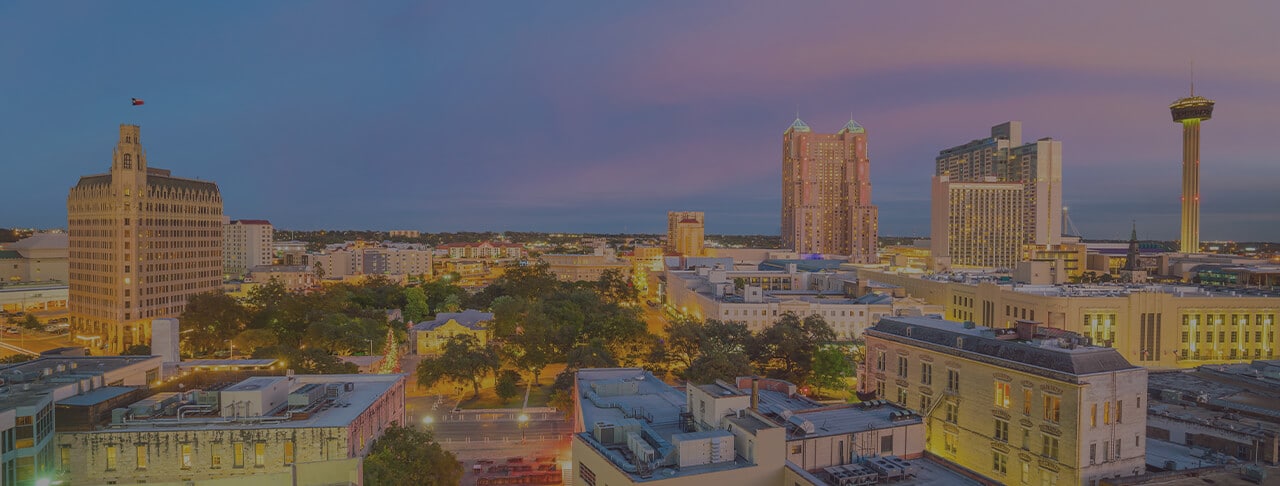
top-left (781, 118), bottom-right (878, 262)
top-left (665, 211), bottom-right (704, 256)
top-left (68, 125), bottom-right (223, 354)
top-left (930, 175), bottom-right (1024, 270)
top-left (861, 317), bottom-right (1147, 486)
top-left (1170, 91), bottom-right (1215, 253)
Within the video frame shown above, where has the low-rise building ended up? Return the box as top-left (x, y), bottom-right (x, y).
top-left (856, 268), bottom-right (1280, 368)
top-left (0, 233), bottom-right (69, 284)
top-left (542, 249), bottom-right (630, 282)
top-left (56, 373), bottom-right (405, 485)
top-left (246, 265), bottom-right (316, 292)
top-left (412, 309), bottom-right (492, 355)
top-left (860, 316), bottom-right (1147, 486)
top-left (387, 230), bottom-right (420, 238)
top-left (1146, 362), bottom-right (1280, 464)
top-left (436, 241), bottom-right (526, 259)
top-left (0, 355), bottom-right (162, 486)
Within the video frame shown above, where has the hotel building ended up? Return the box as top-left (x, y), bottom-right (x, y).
top-left (67, 125), bottom-right (223, 354)
top-left (861, 317), bottom-right (1147, 486)
top-left (666, 211), bottom-right (705, 257)
top-left (930, 175), bottom-right (1025, 271)
top-left (781, 118), bottom-right (878, 263)
top-left (222, 219), bottom-right (273, 278)
top-left (935, 122), bottom-right (1062, 246)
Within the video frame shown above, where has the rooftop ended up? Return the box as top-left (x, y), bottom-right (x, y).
top-left (867, 316), bottom-right (1139, 380)
top-left (413, 309), bottom-right (493, 331)
top-left (0, 356), bottom-right (161, 411)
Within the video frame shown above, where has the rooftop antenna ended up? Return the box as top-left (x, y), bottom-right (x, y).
top-left (1190, 59), bottom-right (1195, 96)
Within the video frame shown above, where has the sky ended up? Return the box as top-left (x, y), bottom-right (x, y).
top-left (2, 1), bottom-right (1279, 240)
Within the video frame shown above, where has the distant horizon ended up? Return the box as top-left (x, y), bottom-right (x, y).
top-left (3, 2), bottom-right (1279, 240)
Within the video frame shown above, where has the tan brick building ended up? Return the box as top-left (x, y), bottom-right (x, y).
top-left (68, 125), bottom-right (223, 354)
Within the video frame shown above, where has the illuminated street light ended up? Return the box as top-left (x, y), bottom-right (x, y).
top-left (422, 416), bottom-right (434, 425)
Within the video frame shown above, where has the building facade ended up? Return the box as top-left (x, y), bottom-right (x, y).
top-left (781, 118), bottom-right (878, 262)
top-left (541, 250), bottom-right (630, 282)
top-left (222, 219), bottom-right (273, 278)
top-left (861, 317), bottom-right (1147, 486)
top-left (935, 122), bottom-right (1062, 247)
top-left (666, 211), bottom-right (705, 257)
top-left (930, 175), bottom-right (1025, 270)
top-left (856, 268), bottom-right (1280, 368)
top-left (67, 125), bottom-right (223, 354)
top-left (0, 233), bottom-right (69, 283)
top-left (412, 309), bottom-right (491, 354)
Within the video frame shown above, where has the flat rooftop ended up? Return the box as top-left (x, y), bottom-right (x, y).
top-left (57, 386), bottom-right (136, 407)
top-left (179, 359), bottom-right (278, 368)
top-left (0, 356), bottom-right (160, 411)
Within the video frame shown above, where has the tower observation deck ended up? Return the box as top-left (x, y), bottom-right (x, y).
top-left (1169, 94), bottom-right (1214, 254)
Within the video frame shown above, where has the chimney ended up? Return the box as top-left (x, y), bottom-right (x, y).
top-left (750, 378), bottom-right (760, 411)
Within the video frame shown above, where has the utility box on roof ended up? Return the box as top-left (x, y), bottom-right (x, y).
top-left (220, 376), bottom-right (289, 417)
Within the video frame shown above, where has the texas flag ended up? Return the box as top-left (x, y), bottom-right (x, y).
top-left (131, 98), bottom-right (145, 106)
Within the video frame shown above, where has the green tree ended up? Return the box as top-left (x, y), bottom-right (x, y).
top-left (232, 328), bottom-right (279, 355)
top-left (19, 314), bottom-right (41, 330)
top-left (596, 269), bottom-right (638, 304)
top-left (362, 425), bottom-right (462, 486)
top-left (748, 313), bottom-right (836, 386)
top-left (403, 286), bottom-right (431, 323)
top-left (181, 292), bottom-right (251, 356)
top-left (810, 347), bottom-right (854, 398)
top-left (416, 335), bottom-right (499, 398)
top-left (122, 345), bottom-right (151, 356)
top-left (0, 354), bottom-right (34, 364)
top-left (664, 319), bottom-right (751, 372)
top-left (566, 338), bottom-right (617, 369)
top-left (685, 348), bottom-right (753, 385)
top-left (495, 369), bottom-right (521, 404)
top-left (253, 346), bottom-right (358, 374)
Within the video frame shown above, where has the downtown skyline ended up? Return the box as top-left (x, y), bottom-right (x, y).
top-left (3, 2), bottom-right (1280, 240)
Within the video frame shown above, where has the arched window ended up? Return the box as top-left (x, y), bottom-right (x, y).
top-left (122, 154), bottom-right (132, 169)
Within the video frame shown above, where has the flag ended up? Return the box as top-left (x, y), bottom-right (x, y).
top-left (131, 98), bottom-right (145, 106)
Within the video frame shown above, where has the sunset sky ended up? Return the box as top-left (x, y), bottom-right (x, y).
top-left (3, 1), bottom-right (1278, 240)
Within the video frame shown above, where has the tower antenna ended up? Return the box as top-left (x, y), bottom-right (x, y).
top-left (1190, 59), bottom-right (1195, 96)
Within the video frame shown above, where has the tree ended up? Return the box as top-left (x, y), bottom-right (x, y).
top-left (253, 346), bottom-right (358, 374)
top-left (596, 269), bottom-right (638, 304)
top-left (664, 319), bottom-right (751, 373)
top-left (181, 292), bottom-right (251, 356)
top-left (362, 425), bottom-right (462, 486)
top-left (416, 335), bottom-right (499, 398)
top-left (0, 354), bottom-right (34, 364)
top-left (232, 328), bottom-right (278, 355)
top-left (19, 314), bottom-right (41, 330)
top-left (495, 369), bottom-right (521, 403)
top-left (566, 338), bottom-right (617, 369)
top-left (122, 345), bottom-right (151, 356)
top-left (685, 349), bottom-right (753, 385)
top-left (748, 313), bottom-right (836, 386)
top-left (403, 286), bottom-right (431, 323)
top-left (810, 347), bottom-right (854, 398)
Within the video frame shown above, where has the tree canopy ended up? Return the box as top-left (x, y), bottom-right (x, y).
top-left (363, 425), bottom-right (462, 486)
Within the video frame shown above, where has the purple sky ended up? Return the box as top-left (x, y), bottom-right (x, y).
top-left (2, 1), bottom-right (1278, 240)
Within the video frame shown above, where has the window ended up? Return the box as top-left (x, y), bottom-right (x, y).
top-left (1090, 403), bottom-right (1097, 427)
top-left (1023, 388), bottom-right (1032, 415)
top-left (136, 445), bottom-right (148, 469)
top-left (1103, 402), bottom-right (1111, 425)
top-left (1040, 469), bottom-right (1058, 486)
top-left (255, 443), bottom-right (265, 467)
top-left (1116, 400), bottom-right (1123, 423)
top-left (947, 369), bottom-right (960, 393)
top-left (284, 441), bottom-right (295, 465)
top-left (1043, 395), bottom-right (1060, 423)
top-left (580, 462), bottom-right (597, 486)
top-left (791, 445), bottom-right (802, 454)
top-left (106, 445), bottom-right (118, 471)
top-left (993, 450), bottom-right (1008, 475)
top-left (1089, 443), bottom-right (1097, 464)
top-left (920, 395), bottom-right (932, 413)
top-left (943, 431), bottom-right (958, 454)
top-left (897, 387), bottom-right (908, 405)
top-left (921, 363), bottom-right (933, 385)
top-left (995, 418), bottom-right (1009, 442)
top-left (60, 445), bottom-right (71, 471)
top-left (181, 444), bottom-right (192, 469)
top-left (995, 381), bottom-right (1011, 408)
top-left (211, 449), bottom-right (222, 468)
top-left (1022, 462), bottom-right (1031, 484)
top-left (876, 380), bottom-right (885, 398)
top-left (876, 351), bottom-right (886, 371)
top-left (945, 401), bottom-right (958, 423)
top-left (881, 435), bottom-right (894, 454)
top-left (1041, 435), bottom-right (1059, 460)
top-left (1102, 441), bottom-right (1110, 462)
top-left (234, 443), bottom-right (245, 468)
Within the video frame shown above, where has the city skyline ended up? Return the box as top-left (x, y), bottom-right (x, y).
top-left (3, 2), bottom-right (1280, 240)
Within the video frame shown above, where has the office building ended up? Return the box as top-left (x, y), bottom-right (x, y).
top-left (67, 125), bottom-right (223, 354)
top-left (1169, 90), bottom-right (1215, 253)
top-left (781, 118), bottom-right (878, 262)
top-left (541, 248), bottom-right (630, 282)
top-left (0, 355), bottom-right (162, 486)
top-left (387, 230), bottom-right (420, 238)
top-left (930, 175), bottom-right (1025, 270)
top-left (56, 373), bottom-right (405, 485)
top-left (861, 317), bottom-right (1147, 486)
top-left (855, 268), bottom-right (1280, 368)
top-left (222, 219), bottom-right (274, 278)
top-left (571, 369), bottom-right (968, 486)
top-left (935, 122), bottom-right (1062, 246)
top-left (666, 211), bottom-right (705, 257)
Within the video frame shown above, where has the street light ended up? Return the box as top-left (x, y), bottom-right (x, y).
top-left (423, 416), bottom-right (434, 426)
top-left (365, 338), bottom-right (374, 356)
top-left (518, 413), bottom-right (529, 444)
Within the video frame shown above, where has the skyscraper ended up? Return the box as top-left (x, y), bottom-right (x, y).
top-left (930, 175), bottom-right (1025, 270)
top-left (68, 125), bottom-right (223, 354)
top-left (781, 117), bottom-right (878, 262)
top-left (222, 218), bottom-right (274, 278)
top-left (665, 211), bottom-right (704, 256)
top-left (1170, 90), bottom-right (1214, 254)
top-left (935, 122), bottom-right (1062, 246)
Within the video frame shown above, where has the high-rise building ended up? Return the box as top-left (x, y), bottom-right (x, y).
top-left (1170, 90), bottom-right (1214, 253)
top-left (665, 211), bottom-right (704, 256)
top-left (222, 218), bottom-right (273, 278)
top-left (935, 122), bottom-right (1062, 246)
top-left (781, 117), bottom-right (878, 262)
top-left (68, 125), bottom-right (223, 354)
top-left (860, 317), bottom-right (1147, 486)
top-left (930, 175), bottom-right (1025, 270)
